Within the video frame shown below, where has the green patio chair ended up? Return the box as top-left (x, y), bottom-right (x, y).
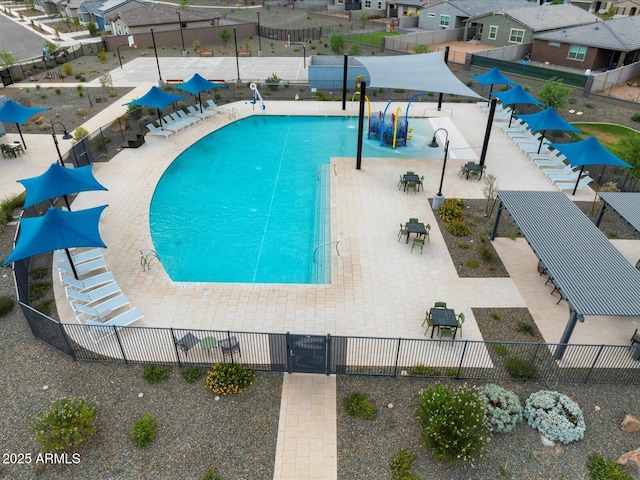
top-left (457, 312), bottom-right (465, 336)
top-left (423, 314), bottom-right (434, 336)
top-left (438, 326), bottom-right (455, 340)
top-left (434, 301), bottom-right (447, 309)
top-left (398, 223), bottom-right (408, 242)
top-left (411, 237), bottom-right (424, 254)
top-left (408, 217), bottom-right (418, 224)
top-left (424, 224), bottom-right (431, 243)
top-left (406, 181), bottom-right (418, 194)
top-left (397, 174), bottom-right (404, 190)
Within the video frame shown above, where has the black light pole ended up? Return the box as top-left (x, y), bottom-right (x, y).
top-left (428, 128), bottom-right (449, 210)
top-left (256, 12), bottom-right (262, 57)
top-left (177, 11), bottom-right (186, 57)
top-left (150, 28), bottom-right (164, 87)
top-left (51, 121), bottom-right (72, 167)
top-left (233, 27), bottom-right (241, 83)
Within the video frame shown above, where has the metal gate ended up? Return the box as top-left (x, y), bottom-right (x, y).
top-left (287, 333), bottom-right (328, 374)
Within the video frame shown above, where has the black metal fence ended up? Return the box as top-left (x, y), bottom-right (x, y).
top-left (258, 25), bottom-right (323, 42)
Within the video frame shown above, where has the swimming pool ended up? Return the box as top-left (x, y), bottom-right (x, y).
top-left (150, 115), bottom-right (436, 284)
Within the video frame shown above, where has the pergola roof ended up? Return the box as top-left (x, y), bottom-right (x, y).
top-left (494, 190), bottom-right (640, 317)
top-left (597, 192), bottom-right (640, 237)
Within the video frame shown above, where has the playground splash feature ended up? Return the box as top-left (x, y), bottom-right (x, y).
top-left (249, 83), bottom-right (266, 111)
top-left (367, 94), bottom-right (439, 149)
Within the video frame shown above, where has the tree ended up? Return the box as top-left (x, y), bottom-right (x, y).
top-left (87, 22), bottom-right (97, 37)
top-left (358, 11), bottom-right (371, 28)
top-left (43, 41), bottom-right (63, 58)
top-left (347, 43), bottom-right (362, 56)
top-left (0, 49), bottom-right (17, 68)
top-left (537, 77), bottom-right (571, 110)
top-left (329, 32), bottom-right (345, 54)
top-left (413, 44), bottom-right (431, 54)
top-left (219, 28), bottom-right (231, 46)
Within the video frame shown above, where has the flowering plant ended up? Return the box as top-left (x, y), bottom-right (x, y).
top-left (524, 390), bottom-right (585, 444)
top-left (478, 383), bottom-right (523, 433)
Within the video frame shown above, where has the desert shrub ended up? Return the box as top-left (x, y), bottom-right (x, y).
top-left (27, 397), bottom-right (97, 452)
top-left (444, 198), bottom-right (464, 209)
top-left (130, 413), bottom-right (157, 448)
top-left (409, 364), bottom-right (440, 376)
top-left (35, 299), bottom-right (54, 316)
top-left (457, 242), bottom-right (470, 249)
top-left (479, 244), bottom-right (493, 262)
top-left (438, 203), bottom-right (463, 223)
top-left (491, 311), bottom-right (501, 319)
top-left (181, 367), bottom-right (203, 383)
top-left (524, 390), bottom-right (585, 444)
top-left (205, 362), bottom-right (255, 395)
top-left (203, 465), bottom-right (221, 480)
top-left (344, 392), bottom-right (377, 419)
top-left (97, 49), bottom-right (107, 62)
top-left (0, 192), bottom-right (25, 227)
top-left (28, 281), bottom-right (50, 300)
top-left (491, 343), bottom-right (508, 356)
top-left (416, 383), bottom-right (488, 463)
top-left (390, 449), bottom-right (421, 480)
top-left (478, 384), bottom-right (523, 433)
top-left (517, 322), bottom-right (535, 335)
top-left (587, 455), bottom-right (632, 480)
top-left (465, 259), bottom-right (479, 268)
top-left (413, 44), bottom-right (431, 54)
top-left (446, 220), bottom-right (471, 237)
top-left (72, 126), bottom-right (89, 144)
top-left (631, 112), bottom-right (640, 122)
top-left (0, 296), bottom-right (14, 317)
top-left (143, 364), bottom-right (171, 384)
top-left (505, 356), bottom-right (537, 380)
top-left (62, 63), bottom-right (73, 76)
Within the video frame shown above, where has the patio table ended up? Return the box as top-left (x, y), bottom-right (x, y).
top-left (405, 222), bottom-right (427, 244)
top-left (429, 308), bottom-right (459, 339)
top-left (402, 174), bottom-right (421, 191)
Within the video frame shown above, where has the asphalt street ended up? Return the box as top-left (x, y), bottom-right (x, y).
top-left (0, 12), bottom-right (50, 61)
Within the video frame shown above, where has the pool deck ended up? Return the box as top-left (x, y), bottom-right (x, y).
top-left (3, 98), bottom-right (639, 480)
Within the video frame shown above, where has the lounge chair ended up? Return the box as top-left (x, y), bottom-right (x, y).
top-left (542, 164), bottom-right (575, 178)
top-left (65, 281), bottom-right (122, 305)
top-left (187, 105), bottom-right (213, 119)
top-left (57, 257), bottom-right (108, 280)
top-left (206, 99), bottom-right (238, 118)
top-left (556, 176), bottom-right (593, 192)
top-left (548, 171), bottom-right (582, 184)
top-left (62, 271), bottom-right (116, 292)
top-left (146, 123), bottom-right (173, 138)
top-left (71, 293), bottom-right (131, 320)
top-left (83, 308), bottom-right (144, 343)
top-left (162, 116), bottom-right (187, 132)
top-left (170, 112), bottom-right (197, 127)
top-left (176, 109), bottom-right (201, 124)
top-left (55, 248), bottom-right (104, 265)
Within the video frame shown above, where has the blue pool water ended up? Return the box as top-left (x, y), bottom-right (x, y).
top-left (150, 115), bottom-right (435, 283)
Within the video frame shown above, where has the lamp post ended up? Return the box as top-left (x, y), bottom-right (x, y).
top-left (428, 128), bottom-right (449, 210)
top-left (256, 12), bottom-right (262, 57)
top-left (51, 121), bottom-right (72, 167)
top-left (177, 11), bottom-right (186, 57)
top-left (233, 27), bottom-right (241, 83)
top-left (150, 28), bottom-right (164, 87)
top-left (289, 42), bottom-right (307, 68)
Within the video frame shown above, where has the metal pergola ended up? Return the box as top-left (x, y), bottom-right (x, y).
top-left (491, 191), bottom-right (640, 359)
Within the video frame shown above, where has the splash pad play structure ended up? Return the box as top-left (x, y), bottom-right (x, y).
top-left (367, 95), bottom-right (434, 149)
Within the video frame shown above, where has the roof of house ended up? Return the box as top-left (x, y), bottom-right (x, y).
top-left (470, 4), bottom-right (599, 31)
top-left (98, 0), bottom-right (146, 14)
top-left (534, 15), bottom-right (640, 50)
top-left (420, 0), bottom-right (536, 18)
top-left (78, 0), bottom-right (106, 15)
top-left (106, 4), bottom-right (219, 26)
top-left (386, 0), bottom-right (428, 7)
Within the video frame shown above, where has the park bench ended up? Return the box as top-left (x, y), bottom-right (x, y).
top-left (199, 48), bottom-right (213, 57)
top-left (166, 79), bottom-right (183, 86)
top-left (238, 50), bottom-right (251, 57)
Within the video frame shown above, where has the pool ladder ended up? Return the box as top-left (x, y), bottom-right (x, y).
top-left (313, 240), bottom-right (341, 263)
top-left (317, 163), bottom-right (337, 180)
top-left (140, 249), bottom-right (158, 271)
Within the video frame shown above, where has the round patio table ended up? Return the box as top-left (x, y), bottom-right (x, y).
top-left (200, 336), bottom-right (218, 353)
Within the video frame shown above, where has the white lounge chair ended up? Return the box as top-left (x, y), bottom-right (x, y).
top-left (58, 257), bottom-right (108, 280)
top-left (83, 308), bottom-right (144, 343)
top-left (542, 164), bottom-right (576, 178)
top-left (533, 158), bottom-right (566, 170)
top-left (176, 110), bottom-right (201, 125)
top-left (65, 281), bottom-right (122, 305)
top-left (72, 293), bottom-right (131, 320)
top-left (187, 105), bottom-right (214, 119)
top-left (170, 112), bottom-right (197, 127)
top-left (146, 123), bottom-right (173, 138)
top-left (62, 271), bottom-right (116, 292)
top-left (55, 248), bottom-right (104, 265)
top-left (206, 99), bottom-right (238, 118)
top-left (162, 116), bottom-right (186, 132)
top-left (557, 176), bottom-right (593, 192)
top-left (548, 171), bottom-right (582, 184)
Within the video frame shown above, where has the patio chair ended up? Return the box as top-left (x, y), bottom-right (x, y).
top-left (542, 164), bottom-right (575, 179)
top-left (69, 290), bottom-right (131, 316)
top-left (219, 336), bottom-right (241, 358)
top-left (62, 272), bottom-right (116, 292)
top-left (397, 174), bottom-right (404, 190)
top-left (172, 111), bottom-right (198, 127)
top-left (177, 109), bottom-right (201, 125)
top-left (73, 295), bottom-right (132, 322)
top-left (162, 116), bottom-right (187, 132)
top-left (548, 171), bottom-right (583, 184)
top-left (398, 223), bottom-right (408, 242)
top-left (57, 257), bottom-right (108, 280)
top-left (630, 329), bottom-right (640, 349)
top-left (406, 181), bottom-right (418, 194)
top-left (146, 123), bottom-right (173, 138)
top-left (55, 247), bottom-right (104, 265)
top-left (438, 326), bottom-right (455, 341)
top-left (409, 217), bottom-right (418, 224)
top-left (556, 176), bottom-right (593, 192)
top-left (424, 224), bottom-right (431, 243)
top-left (176, 332), bottom-right (200, 355)
top-left (411, 237), bottom-right (424, 254)
top-left (423, 314), bottom-right (434, 336)
top-left (434, 302), bottom-right (447, 309)
top-left (83, 308), bottom-right (144, 343)
top-left (65, 281), bottom-right (122, 305)
top-left (457, 312), bottom-right (465, 336)
top-left (187, 105), bottom-right (213, 120)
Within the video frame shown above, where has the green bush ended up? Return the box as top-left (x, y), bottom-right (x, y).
top-left (0, 192), bottom-right (25, 227)
top-left (181, 367), bottom-right (203, 383)
top-left (0, 295), bottom-right (15, 317)
top-left (446, 220), bottom-right (471, 237)
top-left (587, 455), bottom-right (632, 480)
top-left (130, 413), bottom-right (157, 448)
top-left (504, 356), bottom-right (537, 380)
top-left (438, 204), bottom-right (463, 223)
top-left (444, 198), bottom-right (464, 209)
top-left (457, 242), bottom-right (470, 249)
top-left (491, 343), bottom-right (508, 356)
top-left (28, 281), bottom-right (51, 300)
top-left (143, 365), bottom-right (171, 384)
top-left (35, 299), bottom-right (54, 316)
top-left (479, 244), bottom-right (493, 262)
top-left (409, 364), bottom-right (440, 376)
top-left (344, 392), bottom-right (377, 419)
top-left (416, 383), bottom-right (488, 464)
top-left (203, 465), bottom-right (221, 480)
top-left (631, 112), bottom-right (640, 122)
top-left (478, 384), bottom-right (523, 433)
top-left (465, 259), bottom-right (479, 268)
top-left (29, 266), bottom-right (48, 280)
top-left (205, 362), bottom-right (255, 395)
top-left (517, 322), bottom-right (535, 336)
top-left (390, 449), bottom-right (421, 480)
top-left (62, 63), bottom-right (73, 76)
top-left (27, 397), bottom-right (97, 452)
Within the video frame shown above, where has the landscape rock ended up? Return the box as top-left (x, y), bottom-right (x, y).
top-left (622, 414), bottom-right (640, 433)
top-left (618, 447), bottom-right (640, 472)
top-left (77, 108), bottom-right (89, 116)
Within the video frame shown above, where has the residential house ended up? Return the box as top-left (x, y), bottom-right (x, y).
top-left (611, 0), bottom-right (640, 16)
top-left (569, 0), bottom-right (620, 13)
top-left (386, 0), bottom-right (428, 28)
top-left (96, 0), bottom-right (148, 31)
top-left (531, 15), bottom-right (640, 70)
top-left (417, 0), bottom-right (536, 41)
top-left (77, 0), bottom-right (105, 26)
top-left (106, 4), bottom-right (220, 36)
top-left (468, 4), bottom-right (598, 47)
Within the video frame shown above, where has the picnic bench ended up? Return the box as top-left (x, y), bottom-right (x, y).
top-left (238, 50), bottom-right (251, 57)
top-left (166, 79), bottom-right (183, 86)
top-left (44, 70), bottom-right (62, 80)
top-left (199, 48), bottom-right (213, 57)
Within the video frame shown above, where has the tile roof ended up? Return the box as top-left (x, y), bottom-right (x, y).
top-left (534, 15), bottom-right (640, 50)
top-left (106, 3), bottom-right (219, 25)
top-left (503, 4), bottom-right (599, 31)
top-left (448, 0), bottom-right (536, 18)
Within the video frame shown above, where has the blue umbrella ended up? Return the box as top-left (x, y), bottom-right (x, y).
top-left (170, 73), bottom-right (226, 109)
top-left (18, 163), bottom-right (108, 209)
top-left (123, 86), bottom-right (187, 127)
top-left (2, 205), bottom-right (107, 278)
top-left (517, 107), bottom-right (582, 153)
top-left (0, 99), bottom-right (51, 149)
top-left (470, 68), bottom-right (516, 100)
top-left (550, 136), bottom-right (634, 194)
top-left (493, 85), bottom-right (545, 127)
